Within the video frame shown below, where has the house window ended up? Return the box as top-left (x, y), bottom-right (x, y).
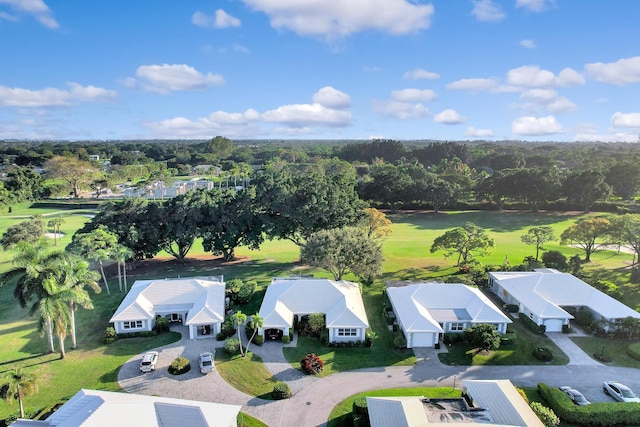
top-left (337, 328), bottom-right (358, 337)
top-left (450, 323), bottom-right (465, 331)
top-left (123, 320), bottom-right (143, 329)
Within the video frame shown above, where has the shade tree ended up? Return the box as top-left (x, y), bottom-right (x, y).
top-left (562, 170), bottom-right (611, 213)
top-left (43, 156), bottom-right (98, 198)
top-left (0, 216), bottom-right (46, 250)
top-left (521, 226), bottom-right (556, 261)
top-left (560, 217), bottom-right (611, 262)
top-left (430, 222), bottom-right (495, 266)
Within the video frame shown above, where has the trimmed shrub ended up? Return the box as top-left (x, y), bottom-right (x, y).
top-left (443, 333), bottom-right (465, 345)
top-left (574, 308), bottom-right (594, 328)
top-left (532, 347), bottom-right (553, 362)
top-left (117, 330), bottom-right (158, 339)
top-left (519, 314), bottom-right (546, 334)
top-left (352, 396), bottom-right (370, 427)
top-left (271, 382), bottom-right (291, 400)
top-left (154, 316), bottom-right (170, 333)
top-left (516, 387), bottom-right (529, 404)
top-left (168, 356), bottom-right (190, 375)
top-left (236, 280), bottom-right (257, 304)
top-left (561, 324), bottom-right (571, 334)
top-left (103, 326), bottom-right (118, 344)
top-left (393, 334), bottom-right (407, 349)
top-left (282, 335), bottom-right (290, 344)
top-left (218, 317), bottom-right (236, 341)
top-left (530, 401), bottom-right (560, 427)
top-left (300, 353), bottom-right (324, 375)
top-left (627, 342), bottom-right (640, 361)
top-left (224, 338), bottom-right (242, 355)
top-left (506, 304), bottom-right (519, 313)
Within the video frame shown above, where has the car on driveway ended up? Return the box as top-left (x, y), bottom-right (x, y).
top-left (603, 381), bottom-right (640, 402)
top-left (199, 352), bottom-right (214, 374)
top-left (559, 386), bottom-right (591, 406)
top-left (139, 351), bottom-right (159, 373)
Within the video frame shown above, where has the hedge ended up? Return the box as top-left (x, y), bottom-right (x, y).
top-left (627, 342), bottom-right (640, 362)
top-left (519, 314), bottom-right (546, 334)
top-left (538, 382), bottom-right (640, 426)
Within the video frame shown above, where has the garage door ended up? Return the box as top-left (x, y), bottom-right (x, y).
top-left (544, 319), bottom-right (563, 332)
top-left (411, 332), bottom-right (434, 348)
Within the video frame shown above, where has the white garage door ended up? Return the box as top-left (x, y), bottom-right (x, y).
top-left (411, 332), bottom-right (434, 348)
top-left (544, 318), bottom-right (563, 332)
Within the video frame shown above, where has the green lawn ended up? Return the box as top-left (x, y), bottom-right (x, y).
top-left (570, 336), bottom-right (640, 368)
top-left (214, 351), bottom-right (278, 399)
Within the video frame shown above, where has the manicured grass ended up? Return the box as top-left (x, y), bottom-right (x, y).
top-left (238, 412), bottom-right (269, 427)
top-left (438, 318), bottom-right (570, 366)
top-left (214, 351), bottom-right (278, 399)
top-left (570, 336), bottom-right (640, 368)
top-left (328, 387), bottom-right (462, 427)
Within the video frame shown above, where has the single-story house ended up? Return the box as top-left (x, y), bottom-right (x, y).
top-left (489, 269), bottom-right (640, 332)
top-left (386, 283), bottom-right (511, 348)
top-left (258, 277), bottom-right (369, 343)
top-left (110, 276), bottom-right (225, 339)
top-left (10, 389), bottom-right (240, 427)
top-left (366, 379), bottom-right (543, 427)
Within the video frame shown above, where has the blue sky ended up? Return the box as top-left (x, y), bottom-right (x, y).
top-left (1, 0), bottom-right (640, 142)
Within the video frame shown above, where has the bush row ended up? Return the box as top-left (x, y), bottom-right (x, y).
top-left (538, 382), bottom-right (640, 426)
top-left (627, 342), bottom-right (640, 362)
top-left (519, 314), bottom-right (546, 334)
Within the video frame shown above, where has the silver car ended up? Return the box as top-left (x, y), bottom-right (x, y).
top-left (139, 351), bottom-right (158, 373)
top-left (603, 381), bottom-right (640, 403)
top-left (199, 352), bottom-right (214, 374)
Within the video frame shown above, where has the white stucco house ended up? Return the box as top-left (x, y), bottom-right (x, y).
top-left (367, 379), bottom-right (543, 427)
top-left (489, 269), bottom-right (640, 332)
top-left (10, 389), bottom-right (240, 427)
top-left (386, 283), bottom-right (511, 348)
top-left (110, 276), bottom-right (225, 340)
top-left (258, 277), bottom-right (369, 343)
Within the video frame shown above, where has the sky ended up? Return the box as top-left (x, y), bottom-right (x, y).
top-left (1, 0), bottom-right (640, 143)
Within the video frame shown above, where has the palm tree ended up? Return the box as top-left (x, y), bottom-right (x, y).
top-left (35, 275), bottom-right (73, 359)
top-left (231, 311), bottom-right (247, 357)
top-left (1, 367), bottom-right (38, 418)
top-left (111, 244), bottom-right (133, 293)
top-left (244, 313), bottom-right (263, 355)
top-left (46, 217), bottom-right (65, 246)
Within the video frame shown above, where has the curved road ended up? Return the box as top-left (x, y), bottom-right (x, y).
top-left (118, 327), bottom-right (640, 427)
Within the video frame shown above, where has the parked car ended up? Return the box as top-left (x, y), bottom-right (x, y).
top-left (559, 386), bottom-right (591, 406)
top-left (199, 352), bottom-right (214, 374)
top-left (139, 351), bottom-right (159, 373)
top-left (603, 381), bottom-right (640, 402)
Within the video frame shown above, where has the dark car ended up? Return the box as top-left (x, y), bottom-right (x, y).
top-left (559, 386), bottom-right (591, 406)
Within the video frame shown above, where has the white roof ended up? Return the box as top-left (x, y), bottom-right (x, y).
top-left (25, 389), bottom-right (240, 427)
top-left (465, 380), bottom-right (544, 427)
top-left (366, 396), bottom-right (428, 427)
top-left (110, 277), bottom-right (225, 325)
top-left (387, 283), bottom-right (512, 333)
top-left (258, 277), bottom-right (369, 329)
top-left (490, 270), bottom-right (640, 321)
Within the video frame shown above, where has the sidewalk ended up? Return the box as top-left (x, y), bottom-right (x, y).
top-left (545, 327), bottom-right (602, 366)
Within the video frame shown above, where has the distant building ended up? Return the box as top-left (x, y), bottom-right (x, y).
top-left (89, 154), bottom-right (100, 161)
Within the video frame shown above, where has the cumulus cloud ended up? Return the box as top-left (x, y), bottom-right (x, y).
top-left (192, 9), bottom-right (241, 29)
top-left (128, 64), bottom-right (224, 93)
top-left (0, 83), bottom-right (116, 107)
top-left (585, 56), bottom-right (640, 86)
top-left (143, 109), bottom-right (261, 138)
top-left (0, 0), bottom-right (59, 28)
top-left (465, 127), bottom-right (494, 137)
top-left (372, 100), bottom-right (429, 120)
top-left (515, 0), bottom-right (555, 12)
top-left (519, 89), bottom-right (577, 114)
top-left (403, 68), bottom-right (440, 80)
top-left (611, 112), bottom-right (640, 128)
top-left (262, 103), bottom-right (352, 127)
top-left (520, 39), bottom-right (536, 49)
top-left (312, 86), bottom-right (351, 109)
top-left (507, 65), bottom-right (584, 87)
top-left (512, 115), bottom-right (564, 135)
top-left (446, 78), bottom-right (500, 92)
top-left (391, 88), bottom-right (437, 102)
top-left (434, 109), bottom-right (466, 124)
top-left (241, 0), bottom-right (434, 40)
top-left (472, 0), bottom-right (505, 22)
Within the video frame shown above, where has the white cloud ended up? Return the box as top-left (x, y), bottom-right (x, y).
top-left (585, 56), bottom-right (640, 86)
top-left (506, 65), bottom-right (584, 87)
top-left (0, 0), bottom-right (59, 28)
top-left (262, 103), bottom-right (352, 127)
top-left (472, 0), bottom-right (505, 22)
top-left (0, 11), bottom-right (17, 21)
top-left (519, 89), bottom-right (577, 114)
top-left (515, 0), bottom-right (555, 12)
top-left (0, 83), bottom-right (116, 107)
top-left (130, 64), bottom-right (224, 93)
top-left (241, 0), bottom-right (434, 40)
top-left (142, 109), bottom-right (261, 138)
top-left (512, 115), bottom-right (564, 135)
top-left (372, 100), bottom-right (429, 120)
top-left (192, 9), bottom-right (241, 29)
top-left (434, 109), bottom-right (466, 124)
top-left (574, 131), bottom-right (638, 143)
top-left (446, 78), bottom-right (500, 92)
top-left (391, 88), bottom-right (437, 102)
top-left (520, 39), bottom-right (536, 49)
top-left (403, 68), bottom-right (440, 80)
top-left (312, 86), bottom-right (351, 109)
top-left (611, 112), bottom-right (640, 128)
top-left (465, 127), bottom-right (494, 137)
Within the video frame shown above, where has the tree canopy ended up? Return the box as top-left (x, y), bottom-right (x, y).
top-left (560, 217), bottom-right (611, 262)
top-left (430, 222), bottom-right (495, 266)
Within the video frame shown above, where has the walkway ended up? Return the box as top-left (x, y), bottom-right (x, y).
top-left (546, 328), bottom-right (603, 366)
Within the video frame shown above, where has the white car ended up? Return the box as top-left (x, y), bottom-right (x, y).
top-left (139, 351), bottom-right (158, 373)
top-left (603, 381), bottom-right (640, 403)
top-left (559, 386), bottom-right (590, 406)
top-left (199, 352), bottom-right (214, 374)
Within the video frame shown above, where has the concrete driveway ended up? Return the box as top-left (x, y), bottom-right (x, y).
top-left (119, 325), bottom-right (640, 427)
